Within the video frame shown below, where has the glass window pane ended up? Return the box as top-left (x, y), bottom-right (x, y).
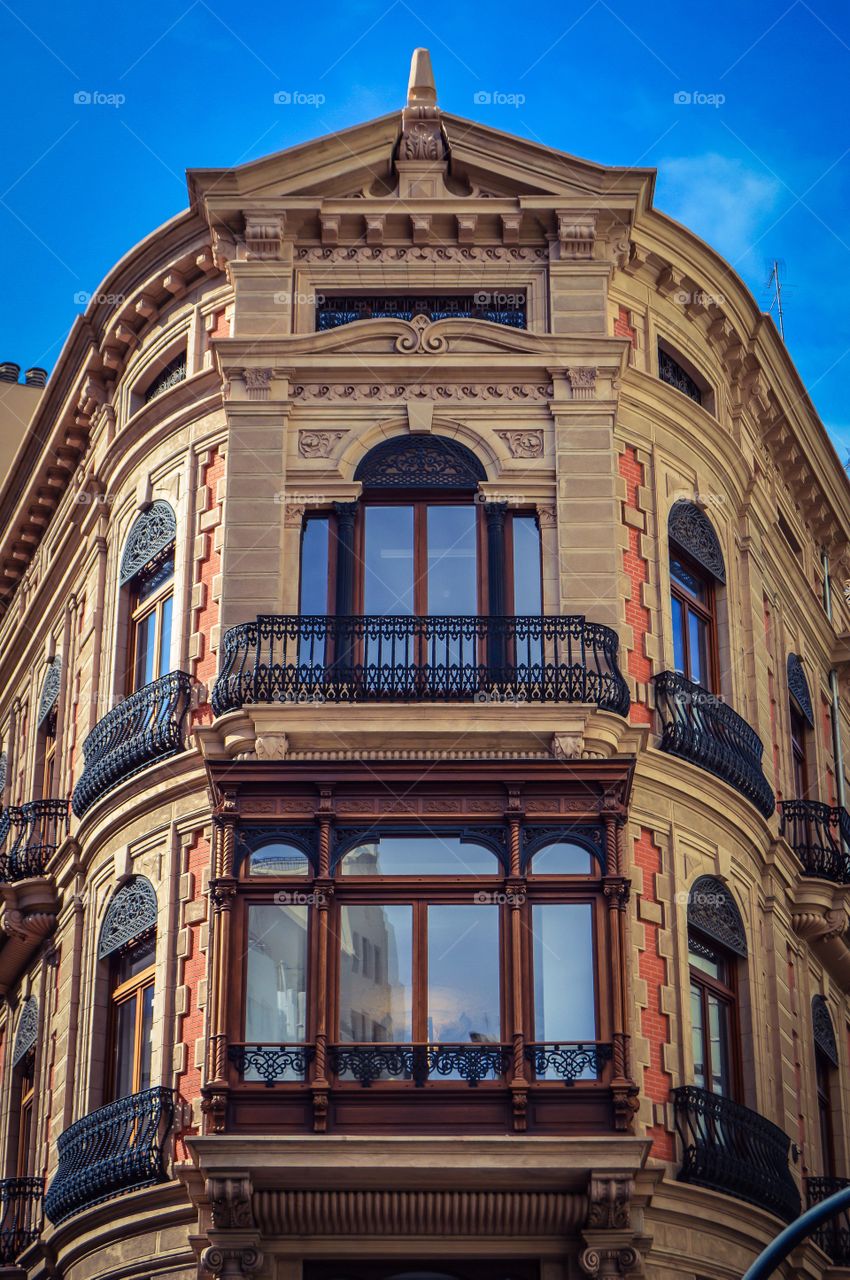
top-left (136, 554), bottom-right (174, 603)
top-left (113, 997), bottom-right (137, 1100)
top-left (529, 841), bottom-right (592, 875)
top-left (688, 611), bottom-right (707, 685)
top-left (134, 611), bottom-right (157, 689)
top-left (115, 937), bottom-right (156, 985)
top-left (671, 595), bottom-right (686, 675)
top-left (427, 904), bottom-right (500, 1044)
top-left (670, 557), bottom-right (706, 602)
top-left (707, 994), bottom-right (730, 1095)
top-left (512, 515), bottom-right (543, 614)
top-left (139, 984), bottom-right (154, 1090)
top-left (158, 593), bottom-right (173, 678)
top-left (300, 518), bottom-right (330, 614)
top-left (532, 903), bottom-right (595, 1042)
top-left (248, 841), bottom-right (310, 877)
top-left (688, 943), bottom-right (723, 982)
top-left (691, 983), bottom-right (706, 1088)
top-left (339, 904), bottom-right (413, 1042)
top-left (340, 834), bottom-right (498, 876)
top-left (364, 506), bottom-right (414, 615)
top-left (426, 505), bottom-right (478, 616)
top-left (245, 904), bottom-right (309, 1046)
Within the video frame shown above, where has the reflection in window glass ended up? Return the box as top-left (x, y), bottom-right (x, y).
top-left (532, 903), bottom-right (595, 1049)
top-left (246, 905), bottom-right (308, 1079)
top-left (691, 982), bottom-right (705, 1088)
top-left (512, 515), bottom-right (543, 614)
top-left (427, 904), bottom-right (500, 1044)
top-left (340, 834), bottom-right (497, 876)
top-left (300, 518), bottom-right (330, 614)
top-left (248, 841), bottom-right (310, 877)
top-left (671, 595), bottom-right (686, 675)
top-left (134, 610), bottom-right (157, 688)
top-left (364, 506), bottom-right (414, 615)
top-left (426, 506), bottom-right (478, 616)
top-left (339, 904), bottom-right (413, 1042)
top-left (529, 842), bottom-right (592, 875)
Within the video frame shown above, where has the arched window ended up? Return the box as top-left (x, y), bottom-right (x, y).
top-left (120, 502), bottom-right (176, 692)
top-left (686, 876), bottom-right (746, 1098)
top-left (36, 657), bottom-right (61, 798)
top-left (99, 877), bottom-right (158, 1100)
top-left (787, 654), bottom-right (814, 799)
top-left (812, 995), bottom-right (838, 1175)
top-left (668, 501), bottom-right (725, 690)
top-left (12, 997), bottom-right (38, 1176)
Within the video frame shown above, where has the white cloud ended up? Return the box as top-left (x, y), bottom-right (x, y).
top-left (655, 152), bottom-right (783, 267)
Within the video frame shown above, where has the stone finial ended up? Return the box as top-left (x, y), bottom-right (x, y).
top-left (407, 48), bottom-right (437, 107)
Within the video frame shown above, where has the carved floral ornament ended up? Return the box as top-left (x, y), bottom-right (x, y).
top-left (298, 430), bottom-right (348, 458)
top-left (496, 430), bottom-right (544, 459)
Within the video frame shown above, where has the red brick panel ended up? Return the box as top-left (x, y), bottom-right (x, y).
top-left (192, 449), bottom-right (224, 727)
top-left (634, 827), bottom-right (674, 1160)
top-left (174, 830), bottom-right (209, 1161)
top-left (619, 448), bottom-right (653, 725)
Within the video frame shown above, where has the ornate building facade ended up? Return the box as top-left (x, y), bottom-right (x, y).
top-left (0, 47), bottom-right (848, 1280)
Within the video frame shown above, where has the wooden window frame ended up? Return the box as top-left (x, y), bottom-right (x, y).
top-left (670, 547), bottom-right (720, 691)
top-left (815, 1047), bottom-right (836, 1176)
top-left (789, 702), bottom-right (810, 799)
top-left (15, 1052), bottom-right (35, 1177)
top-left (107, 948), bottom-right (155, 1100)
top-left (688, 932), bottom-right (742, 1100)
top-left (127, 552), bottom-right (174, 694)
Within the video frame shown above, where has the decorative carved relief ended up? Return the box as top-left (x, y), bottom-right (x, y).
top-left (244, 213), bottom-right (284, 260)
top-left (291, 382), bottom-right (553, 402)
top-left (586, 1175), bottom-right (633, 1230)
top-left (296, 245), bottom-right (547, 263)
top-left (298, 430), bottom-right (347, 458)
top-left (558, 211), bottom-right (596, 259)
top-left (243, 369), bottom-right (273, 401)
top-left (254, 734), bottom-right (288, 761)
top-left (200, 1244), bottom-right (263, 1279)
top-left (284, 503), bottom-right (306, 528)
top-left (566, 367), bottom-right (598, 400)
top-left (208, 1175), bottom-right (255, 1229)
top-left (579, 1245), bottom-right (642, 1277)
top-left (496, 430), bottom-right (544, 458)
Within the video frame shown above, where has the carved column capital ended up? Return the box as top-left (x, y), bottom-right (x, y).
top-left (208, 1174), bottom-right (255, 1229)
top-left (201, 1239), bottom-right (263, 1279)
top-left (579, 1244), bottom-right (641, 1278)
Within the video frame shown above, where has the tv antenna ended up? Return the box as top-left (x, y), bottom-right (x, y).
top-left (767, 259), bottom-right (787, 341)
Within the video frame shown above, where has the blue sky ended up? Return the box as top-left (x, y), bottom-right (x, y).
top-left (1, 0), bottom-right (848, 456)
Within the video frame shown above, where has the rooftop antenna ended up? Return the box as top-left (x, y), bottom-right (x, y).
top-left (767, 259), bottom-right (786, 342)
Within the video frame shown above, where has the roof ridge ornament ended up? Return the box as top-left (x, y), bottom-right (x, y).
top-left (397, 49), bottom-right (449, 196)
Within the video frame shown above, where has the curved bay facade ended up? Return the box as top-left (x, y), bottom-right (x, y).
top-left (0, 49), bottom-right (848, 1280)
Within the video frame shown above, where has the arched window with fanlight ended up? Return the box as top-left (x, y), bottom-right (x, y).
top-left (667, 501), bottom-right (726, 691)
top-left (685, 876), bottom-right (746, 1098)
top-left (787, 654), bottom-right (815, 799)
top-left (99, 877), bottom-right (158, 1100)
top-left (11, 997), bottom-right (38, 1176)
top-left (812, 995), bottom-right (839, 1175)
top-left (120, 502), bottom-right (176, 692)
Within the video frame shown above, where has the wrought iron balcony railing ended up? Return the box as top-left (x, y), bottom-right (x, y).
top-left (673, 1085), bottom-right (800, 1222)
top-left (0, 800), bottom-right (68, 881)
top-left (211, 614), bottom-right (631, 717)
top-left (653, 672), bottom-right (775, 818)
top-left (71, 671), bottom-right (192, 819)
top-left (779, 800), bottom-right (850, 883)
top-left (807, 1176), bottom-right (850, 1264)
top-left (0, 1178), bottom-right (43, 1263)
top-left (44, 1086), bottom-right (173, 1224)
top-left (329, 1043), bottom-right (512, 1087)
top-left (229, 1043), bottom-right (315, 1084)
top-left (524, 1041), bottom-right (613, 1083)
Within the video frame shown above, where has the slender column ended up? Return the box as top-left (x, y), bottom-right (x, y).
top-left (203, 809), bottom-right (237, 1134)
top-left (311, 796), bottom-right (333, 1131)
top-left (506, 808), bottom-right (528, 1130)
top-left (603, 814), bottom-right (638, 1131)
top-left (333, 501), bottom-right (358, 618)
top-left (484, 502), bottom-right (508, 674)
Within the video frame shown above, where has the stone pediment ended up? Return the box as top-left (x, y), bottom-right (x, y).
top-left (280, 314), bottom-right (556, 358)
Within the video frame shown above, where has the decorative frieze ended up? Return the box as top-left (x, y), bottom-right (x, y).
top-left (496, 430), bottom-right (544, 458)
top-left (291, 381), bottom-right (554, 402)
top-left (298, 429), bottom-right (348, 457)
top-left (295, 245), bottom-right (547, 263)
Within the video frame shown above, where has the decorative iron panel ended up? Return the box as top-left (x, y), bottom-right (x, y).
top-left (329, 1043), bottom-right (511, 1087)
top-left (354, 434), bottom-right (487, 489)
top-left (44, 1086), bottom-right (173, 1224)
top-left (72, 670), bottom-right (192, 818)
top-left (673, 1084), bottom-right (800, 1222)
top-left (779, 799), bottom-right (850, 883)
top-left (520, 824), bottom-right (606, 873)
top-left (36, 658), bottom-right (61, 728)
top-left (228, 1043), bottom-right (315, 1084)
top-left (667, 500), bottom-right (726, 583)
top-left (524, 1041), bottom-right (612, 1082)
top-left (316, 294), bottom-right (527, 331)
top-left (211, 614), bottom-right (630, 719)
top-left (808, 1177), bottom-right (850, 1264)
top-left (0, 752), bottom-right (7, 793)
top-left (99, 876), bottom-right (158, 959)
top-left (787, 653), bottom-right (815, 726)
top-left (658, 347), bottom-right (703, 404)
top-left (685, 874), bottom-right (748, 957)
top-left (0, 1178), bottom-right (43, 1263)
top-left (653, 671), bottom-right (774, 817)
top-left (0, 799), bottom-right (68, 883)
top-left (11, 998), bottom-right (38, 1068)
top-left (143, 352), bottom-right (186, 404)
top-left (812, 995), bottom-right (839, 1066)
top-left (119, 501), bottom-right (177, 585)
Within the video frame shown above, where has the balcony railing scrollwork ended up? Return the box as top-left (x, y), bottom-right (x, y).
top-left (653, 672), bottom-right (775, 818)
top-left (807, 1176), bottom-right (850, 1264)
top-left (779, 800), bottom-right (850, 883)
top-left (44, 1086), bottom-right (174, 1224)
top-left (328, 1043), bottom-right (512, 1087)
top-left (0, 1178), bottom-right (43, 1263)
top-left (524, 1041), bottom-right (612, 1083)
top-left (211, 614), bottom-right (630, 717)
top-left (72, 671), bottom-right (192, 819)
top-left (229, 1043), bottom-right (315, 1084)
top-left (0, 799), bottom-right (68, 882)
top-left (673, 1084), bottom-right (800, 1222)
